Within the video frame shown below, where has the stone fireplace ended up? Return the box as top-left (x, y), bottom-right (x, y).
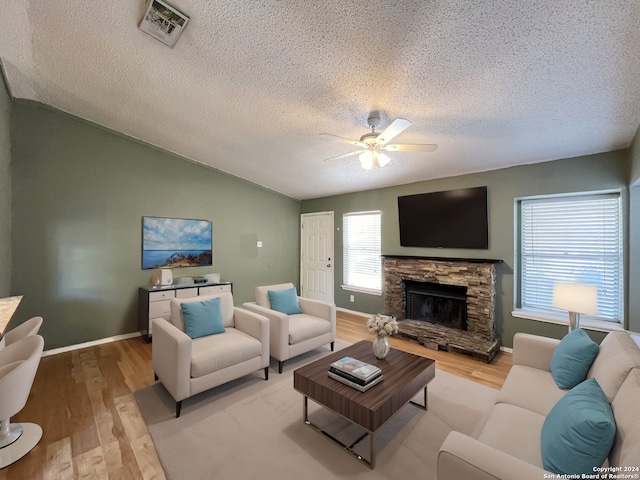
top-left (384, 256), bottom-right (501, 362)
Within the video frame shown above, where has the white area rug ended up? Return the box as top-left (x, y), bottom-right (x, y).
top-left (135, 342), bottom-right (498, 479)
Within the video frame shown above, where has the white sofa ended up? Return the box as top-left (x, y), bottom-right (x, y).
top-left (242, 283), bottom-right (336, 373)
top-left (438, 331), bottom-right (640, 479)
top-left (152, 292), bottom-right (269, 417)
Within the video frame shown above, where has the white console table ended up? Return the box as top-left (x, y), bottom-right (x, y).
top-left (138, 282), bottom-right (233, 341)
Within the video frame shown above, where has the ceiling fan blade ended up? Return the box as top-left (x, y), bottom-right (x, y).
top-left (383, 143), bottom-right (438, 153)
top-left (323, 150), bottom-right (365, 161)
top-left (376, 118), bottom-right (412, 146)
top-left (319, 133), bottom-right (364, 147)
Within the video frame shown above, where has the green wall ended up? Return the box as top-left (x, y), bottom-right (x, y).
top-left (629, 125), bottom-right (640, 332)
top-left (10, 101), bottom-right (301, 349)
top-left (630, 184), bottom-right (640, 334)
top-left (7, 93), bottom-right (639, 349)
top-left (631, 124), bottom-right (640, 186)
top-left (0, 69), bottom-right (10, 298)
top-left (301, 151), bottom-right (632, 347)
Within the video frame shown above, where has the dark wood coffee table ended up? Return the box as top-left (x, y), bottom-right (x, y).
top-left (293, 340), bottom-right (436, 468)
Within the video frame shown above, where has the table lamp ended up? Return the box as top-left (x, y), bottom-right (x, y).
top-left (552, 283), bottom-right (597, 332)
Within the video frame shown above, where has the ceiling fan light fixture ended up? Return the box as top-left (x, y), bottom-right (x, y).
top-left (359, 149), bottom-right (391, 170)
top-left (321, 113), bottom-right (437, 169)
top-left (377, 152), bottom-right (391, 168)
top-left (359, 150), bottom-right (374, 170)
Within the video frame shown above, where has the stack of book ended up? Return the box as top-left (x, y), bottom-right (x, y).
top-left (328, 356), bottom-right (383, 392)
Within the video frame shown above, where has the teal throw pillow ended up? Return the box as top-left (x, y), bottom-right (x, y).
top-left (550, 328), bottom-right (599, 389)
top-left (541, 378), bottom-right (616, 475)
top-left (181, 297), bottom-right (225, 339)
top-left (268, 287), bottom-right (302, 315)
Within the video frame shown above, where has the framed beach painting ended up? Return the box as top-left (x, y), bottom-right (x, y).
top-left (139, 0), bottom-right (189, 48)
top-left (142, 216), bottom-right (212, 269)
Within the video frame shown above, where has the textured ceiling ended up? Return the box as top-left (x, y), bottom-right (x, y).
top-left (1, 1), bottom-right (639, 200)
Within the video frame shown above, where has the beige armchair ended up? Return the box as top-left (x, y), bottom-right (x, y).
top-left (242, 283), bottom-right (336, 373)
top-left (0, 335), bottom-right (44, 468)
top-left (152, 292), bottom-right (269, 417)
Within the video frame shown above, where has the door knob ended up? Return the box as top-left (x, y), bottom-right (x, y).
top-left (327, 264), bottom-right (331, 268)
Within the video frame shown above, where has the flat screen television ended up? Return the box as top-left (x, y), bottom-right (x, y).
top-left (142, 216), bottom-right (213, 269)
top-left (398, 186), bottom-right (489, 249)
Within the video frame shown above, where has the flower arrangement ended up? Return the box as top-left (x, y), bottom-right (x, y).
top-left (366, 314), bottom-right (398, 337)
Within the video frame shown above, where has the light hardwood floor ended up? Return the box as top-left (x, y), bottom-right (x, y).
top-left (1, 311), bottom-right (512, 479)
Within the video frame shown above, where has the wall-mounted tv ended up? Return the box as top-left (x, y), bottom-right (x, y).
top-left (398, 186), bottom-right (489, 249)
top-left (142, 216), bottom-right (213, 269)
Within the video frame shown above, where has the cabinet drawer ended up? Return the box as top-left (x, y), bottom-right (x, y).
top-left (199, 285), bottom-right (231, 296)
top-left (176, 288), bottom-right (198, 298)
top-left (149, 299), bottom-right (172, 318)
top-left (149, 290), bottom-right (176, 302)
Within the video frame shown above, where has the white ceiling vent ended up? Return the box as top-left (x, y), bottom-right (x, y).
top-left (139, 0), bottom-right (189, 48)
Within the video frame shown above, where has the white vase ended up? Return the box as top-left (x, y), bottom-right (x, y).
top-left (373, 335), bottom-right (390, 360)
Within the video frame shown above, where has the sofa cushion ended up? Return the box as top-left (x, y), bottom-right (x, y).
top-left (587, 331), bottom-right (640, 402)
top-left (609, 368), bottom-right (640, 468)
top-left (268, 287), bottom-right (302, 315)
top-left (288, 314), bottom-right (330, 345)
top-left (190, 328), bottom-right (262, 378)
top-left (541, 378), bottom-right (616, 475)
top-left (550, 328), bottom-right (599, 389)
top-left (477, 403), bottom-right (546, 468)
top-left (181, 297), bottom-right (225, 339)
top-left (496, 365), bottom-right (567, 417)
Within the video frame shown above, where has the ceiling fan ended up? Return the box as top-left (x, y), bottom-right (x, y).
top-left (320, 113), bottom-right (437, 170)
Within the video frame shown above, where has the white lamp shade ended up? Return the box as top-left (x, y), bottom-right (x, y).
top-left (552, 283), bottom-right (598, 315)
top-left (376, 152), bottom-right (391, 167)
top-left (359, 151), bottom-right (374, 170)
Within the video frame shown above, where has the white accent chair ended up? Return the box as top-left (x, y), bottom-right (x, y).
top-left (242, 283), bottom-right (336, 373)
top-left (0, 335), bottom-right (45, 469)
top-left (152, 292), bottom-right (269, 418)
top-left (3, 316), bottom-right (43, 347)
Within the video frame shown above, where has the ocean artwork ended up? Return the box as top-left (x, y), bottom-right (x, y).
top-left (142, 217), bottom-right (212, 269)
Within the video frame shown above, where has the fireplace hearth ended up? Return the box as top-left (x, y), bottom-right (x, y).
top-left (383, 256), bottom-right (501, 363)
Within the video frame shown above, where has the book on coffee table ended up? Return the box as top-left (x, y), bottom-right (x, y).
top-left (328, 371), bottom-right (384, 392)
top-left (328, 366), bottom-right (382, 386)
top-left (330, 357), bottom-right (381, 381)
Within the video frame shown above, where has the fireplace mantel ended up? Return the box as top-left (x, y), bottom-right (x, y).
top-left (382, 254), bottom-right (503, 264)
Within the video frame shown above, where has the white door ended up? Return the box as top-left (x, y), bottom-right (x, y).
top-left (300, 212), bottom-right (334, 303)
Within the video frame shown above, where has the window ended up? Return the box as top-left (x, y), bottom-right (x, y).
top-left (342, 211), bottom-right (382, 294)
top-left (517, 192), bottom-right (623, 324)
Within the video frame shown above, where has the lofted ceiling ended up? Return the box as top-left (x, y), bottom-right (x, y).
top-left (1, 1), bottom-right (639, 200)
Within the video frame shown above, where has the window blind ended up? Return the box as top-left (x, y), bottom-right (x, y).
top-left (343, 211), bottom-right (382, 292)
top-left (519, 193), bottom-right (622, 322)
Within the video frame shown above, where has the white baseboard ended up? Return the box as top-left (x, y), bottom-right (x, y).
top-left (43, 331), bottom-right (142, 357)
top-left (336, 306), bottom-right (369, 318)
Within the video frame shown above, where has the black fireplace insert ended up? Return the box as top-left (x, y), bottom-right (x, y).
top-left (404, 280), bottom-right (468, 330)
